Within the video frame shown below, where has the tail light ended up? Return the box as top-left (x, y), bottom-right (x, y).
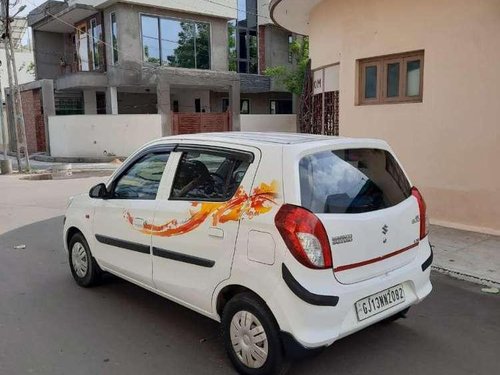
top-left (411, 187), bottom-right (429, 240)
top-left (275, 204), bottom-right (332, 269)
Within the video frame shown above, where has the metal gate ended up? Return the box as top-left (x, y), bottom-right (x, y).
top-left (172, 112), bottom-right (231, 135)
top-left (299, 60), bottom-right (339, 136)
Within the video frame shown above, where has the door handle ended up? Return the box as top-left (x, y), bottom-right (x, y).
top-left (208, 227), bottom-right (224, 238)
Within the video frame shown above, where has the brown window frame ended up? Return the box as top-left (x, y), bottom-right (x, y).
top-left (357, 50), bottom-right (424, 105)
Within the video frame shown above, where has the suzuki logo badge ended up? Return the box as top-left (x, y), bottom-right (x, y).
top-left (382, 224), bottom-right (389, 235)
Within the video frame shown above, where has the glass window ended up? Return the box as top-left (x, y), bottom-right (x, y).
top-left (142, 16), bottom-right (160, 64)
top-left (270, 100), bottom-right (276, 114)
top-left (299, 149), bottom-right (411, 214)
top-left (113, 153), bottom-right (170, 200)
top-left (234, 0), bottom-right (258, 74)
top-left (270, 99), bottom-right (293, 114)
top-left (142, 15), bottom-right (210, 69)
top-left (111, 13), bottom-right (118, 64)
top-left (240, 99), bottom-right (250, 114)
top-left (228, 21), bottom-right (237, 71)
top-left (288, 35), bottom-right (294, 63)
top-left (195, 22), bottom-right (210, 69)
top-left (238, 31), bottom-right (247, 59)
top-left (90, 19), bottom-right (102, 70)
top-left (358, 51), bottom-right (423, 104)
top-left (238, 60), bottom-right (247, 73)
top-left (248, 31), bottom-right (258, 74)
top-left (386, 62), bottom-right (400, 97)
top-left (222, 98), bottom-right (229, 112)
top-left (364, 66), bottom-right (377, 99)
top-left (171, 151), bottom-right (250, 201)
top-left (237, 0), bottom-right (247, 22)
top-left (246, 0), bottom-right (257, 28)
top-left (406, 60), bottom-right (421, 96)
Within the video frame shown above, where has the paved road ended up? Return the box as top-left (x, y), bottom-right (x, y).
top-left (1, 215), bottom-right (499, 375)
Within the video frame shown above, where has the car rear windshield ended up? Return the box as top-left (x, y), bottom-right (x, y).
top-left (299, 148), bottom-right (411, 214)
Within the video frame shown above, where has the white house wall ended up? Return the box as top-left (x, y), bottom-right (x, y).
top-left (48, 114), bottom-right (162, 158)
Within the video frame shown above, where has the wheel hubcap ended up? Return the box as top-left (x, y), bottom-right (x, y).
top-left (230, 310), bottom-right (268, 369)
top-left (71, 242), bottom-right (88, 278)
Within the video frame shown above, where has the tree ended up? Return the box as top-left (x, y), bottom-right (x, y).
top-left (228, 21), bottom-right (237, 71)
top-left (144, 45), bottom-right (160, 65)
top-left (264, 37), bottom-right (309, 96)
top-left (170, 22), bottom-right (210, 69)
top-left (19, 61), bottom-right (35, 78)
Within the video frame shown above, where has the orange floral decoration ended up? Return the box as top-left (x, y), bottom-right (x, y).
top-left (125, 181), bottom-right (279, 237)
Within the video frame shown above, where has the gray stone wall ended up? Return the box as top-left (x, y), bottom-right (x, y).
top-left (264, 25), bottom-right (292, 70)
top-left (33, 31), bottom-right (67, 80)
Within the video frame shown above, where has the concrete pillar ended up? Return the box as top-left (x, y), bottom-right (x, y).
top-left (40, 80), bottom-right (55, 154)
top-left (157, 78), bottom-right (171, 136)
top-left (106, 86), bottom-right (118, 114)
top-left (83, 89), bottom-right (97, 114)
top-left (229, 79), bottom-right (240, 131)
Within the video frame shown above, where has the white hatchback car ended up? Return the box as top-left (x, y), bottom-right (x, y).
top-left (64, 132), bottom-right (432, 374)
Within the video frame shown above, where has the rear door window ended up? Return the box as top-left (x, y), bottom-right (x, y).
top-left (299, 148), bottom-right (411, 213)
top-left (170, 150), bottom-right (250, 201)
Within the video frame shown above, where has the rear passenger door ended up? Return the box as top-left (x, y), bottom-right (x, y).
top-left (150, 144), bottom-right (259, 314)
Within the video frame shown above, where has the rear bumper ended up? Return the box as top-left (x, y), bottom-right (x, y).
top-left (272, 239), bottom-right (433, 349)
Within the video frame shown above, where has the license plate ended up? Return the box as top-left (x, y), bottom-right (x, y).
top-left (355, 284), bottom-right (406, 321)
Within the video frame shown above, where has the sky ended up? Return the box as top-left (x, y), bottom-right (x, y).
top-left (17, 0), bottom-right (46, 16)
top-left (11, 0), bottom-right (46, 46)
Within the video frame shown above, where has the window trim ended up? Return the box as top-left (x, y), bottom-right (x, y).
top-left (357, 50), bottom-right (424, 105)
top-left (168, 145), bottom-right (254, 203)
top-left (106, 144), bottom-right (176, 200)
top-left (139, 12), bottom-right (212, 69)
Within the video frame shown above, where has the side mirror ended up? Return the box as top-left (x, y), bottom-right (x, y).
top-left (89, 183), bottom-right (108, 199)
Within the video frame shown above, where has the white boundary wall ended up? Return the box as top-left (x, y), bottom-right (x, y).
top-left (49, 115), bottom-right (162, 158)
top-left (240, 114), bottom-right (296, 133)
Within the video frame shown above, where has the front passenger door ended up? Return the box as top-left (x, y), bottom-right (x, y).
top-left (91, 148), bottom-right (172, 287)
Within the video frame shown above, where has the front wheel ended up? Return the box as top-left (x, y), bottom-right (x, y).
top-left (68, 233), bottom-right (101, 287)
top-left (221, 293), bottom-right (286, 375)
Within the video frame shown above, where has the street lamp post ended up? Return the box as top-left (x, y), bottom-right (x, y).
top-left (1, 2), bottom-right (30, 172)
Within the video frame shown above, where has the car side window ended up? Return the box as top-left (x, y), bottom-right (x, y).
top-left (170, 151), bottom-right (250, 201)
top-left (112, 152), bottom-right (170, 200)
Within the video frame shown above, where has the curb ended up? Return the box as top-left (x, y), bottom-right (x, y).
top-left (431, 266), bottom-right (500, 289)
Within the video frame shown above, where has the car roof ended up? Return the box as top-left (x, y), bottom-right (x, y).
top-left (157, 132), bottom-right (387, 148)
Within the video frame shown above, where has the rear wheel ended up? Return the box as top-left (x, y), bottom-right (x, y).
top-left (68, 233), bottom-right (101, 287)
top-left (222, 293), bottom-right (285, 375)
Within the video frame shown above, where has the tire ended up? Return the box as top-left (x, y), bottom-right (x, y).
top-left (221, 293), bottom-right (286, 375)
top-left (382, 307), bottom-right (410, 324)
top-left (68, 232), bottom-right (101, 287)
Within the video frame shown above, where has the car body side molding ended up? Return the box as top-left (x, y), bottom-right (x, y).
top-left (95, 234), bottom-right (150, 254)
top-left (282, 264), bottom-right (339, 307)
top-left (152, 247), bottom-right (215, 268)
